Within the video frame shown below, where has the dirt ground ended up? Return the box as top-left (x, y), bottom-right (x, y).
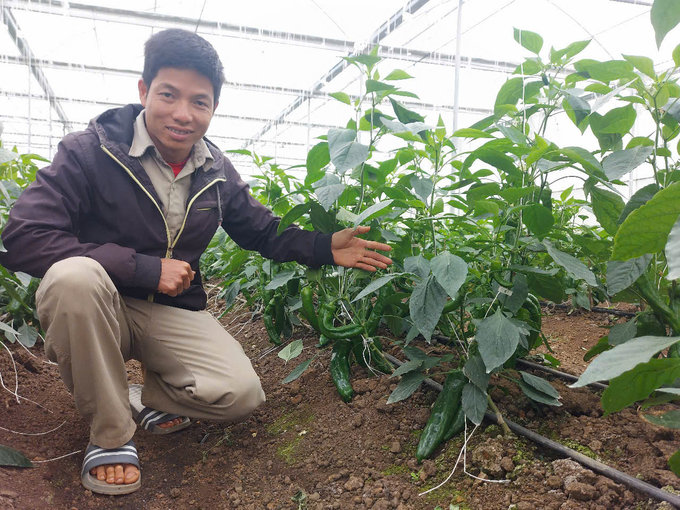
top-left (1, 301), bottom-right (679, 510)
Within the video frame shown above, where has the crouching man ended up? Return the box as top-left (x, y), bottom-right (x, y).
top-left (0, 28), bottom-right (392, 494)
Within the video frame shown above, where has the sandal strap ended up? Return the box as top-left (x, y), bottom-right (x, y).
top-left (81, 440), bottom-right (139, 476)
top-left (136, 408), bottom-right (181, 431)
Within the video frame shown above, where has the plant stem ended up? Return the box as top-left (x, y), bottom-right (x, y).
top-left (487, 394), bottom-right (512, 436)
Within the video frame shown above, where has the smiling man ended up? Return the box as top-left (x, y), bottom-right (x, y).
top-left (0, 29), bottom-right (392, 495)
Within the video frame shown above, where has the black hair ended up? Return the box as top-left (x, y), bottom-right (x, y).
top-left (142, 29), bottom-right (225, 106)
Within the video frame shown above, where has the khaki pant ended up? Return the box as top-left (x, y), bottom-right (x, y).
top-left (36, 257), bottom-right (265, 449)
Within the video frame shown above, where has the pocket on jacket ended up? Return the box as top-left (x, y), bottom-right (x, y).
top-left (193, 200), bottom-right (218, 212)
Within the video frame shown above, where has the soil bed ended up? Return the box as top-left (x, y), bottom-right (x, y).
top-left (1, 302), bottom-right (678, 510)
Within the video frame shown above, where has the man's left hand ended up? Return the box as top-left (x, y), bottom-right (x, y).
top-left (331, 226), bottom-right (393, 272)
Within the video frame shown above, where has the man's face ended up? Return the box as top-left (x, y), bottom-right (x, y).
top-left (138, 67), bottom-right (217, 164)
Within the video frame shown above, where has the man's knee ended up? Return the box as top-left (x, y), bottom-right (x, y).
top-left (38, 257), bottom-right (112, 304)
top-left (200, 371), bottom-right (265, 421)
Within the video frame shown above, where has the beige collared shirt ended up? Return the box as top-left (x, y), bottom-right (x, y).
top-left (128, 110), bottom-right (214, 244)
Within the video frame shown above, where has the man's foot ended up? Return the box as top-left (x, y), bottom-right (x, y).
top-left (89, 464), bottom-right (139, 485)
top-left (85, 416), bottom-right (182, 485)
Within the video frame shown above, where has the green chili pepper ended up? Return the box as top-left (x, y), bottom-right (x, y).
top-left (274, 291), bottom-right (285, 335)
top-left (263, 298), bottom-right (281, 346)
top-left (287, 278), bottom-right (300, 296)
top-left (330, 339), bottom-right (354, 402)
top-left (416, 370), bottom-right (466, 462)
top-left (300, 285), bottom-right (321, 333)
top-left (442, 405), bottom-right (466, 441)
top-left (318, 334), bottom-right (332, 347)
top-left (442, 293), bottom-right (463, 314)
top-left (367, 341), bottom-right (393, 374)
top-left (523, 293), bottom-right (542, 349)
top-left (491, 270), bottom-right (514, 289)
top-left (365, 285), bottom-right (389, 335)
top-left (319, 301), bottom-right (364, 340)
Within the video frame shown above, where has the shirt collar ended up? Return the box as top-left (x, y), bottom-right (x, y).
top-left (128, 109), bottom-right (214, 172)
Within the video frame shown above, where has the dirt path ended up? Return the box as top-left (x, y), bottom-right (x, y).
top-left (0, 304), bottom-right (678, 510)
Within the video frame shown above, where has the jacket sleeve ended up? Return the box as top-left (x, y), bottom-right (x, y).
top-left (0, 135), bottom-right (161, 290)
top-left (219, 161), bottom-right (335, 268)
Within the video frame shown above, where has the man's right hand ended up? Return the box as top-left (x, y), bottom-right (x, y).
top-left (158, 259), bottom-right (195, 297)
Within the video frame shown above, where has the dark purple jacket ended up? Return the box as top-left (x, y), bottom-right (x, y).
top-left (0, 104), bottom-right (334, 310)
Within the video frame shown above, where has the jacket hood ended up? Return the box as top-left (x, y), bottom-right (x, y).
top-left (88, 104), bottom-right (225, 167)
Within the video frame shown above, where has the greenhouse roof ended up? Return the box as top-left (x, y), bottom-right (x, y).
top-left (0, 0), bottom-right (676, 176)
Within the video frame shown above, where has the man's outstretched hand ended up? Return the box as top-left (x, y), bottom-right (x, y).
top-left (331, 226), bottom-right (393, 272)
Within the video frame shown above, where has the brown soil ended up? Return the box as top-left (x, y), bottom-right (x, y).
top-left (0, 303), bottom-right (678, 510)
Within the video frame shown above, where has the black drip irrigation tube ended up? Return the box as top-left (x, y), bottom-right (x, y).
top-left (382, 352), bottom-right (680, 508)
top-left (541, 301), bottom-right (636, 318)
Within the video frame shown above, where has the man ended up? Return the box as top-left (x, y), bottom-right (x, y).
top-left (0, 29), bottom-right (392, 495)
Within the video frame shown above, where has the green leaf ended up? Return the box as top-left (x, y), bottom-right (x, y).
top-left (674, 43), bottom-right (680, 67)
top-left (410, 176), bottom-right (434, 204)
top-left (523, 204), bottom-right (554, 239)
top-left (591, 80), bottom-right (636, 112)
top-left (0, 148), bottom-right (19, 165)
top-left (353, 199), bottom-right (394, 228)
top-left (366, 80), bottom-right (396, 93)
top-left (576, 59), bottom-right (636, 83)
top-left (513, 28), bottom-right (543, 54)
top-left (384, 69), bottom-right (413, 81)
top-left (560, 147), bottom-right (604, 176)
top-left (571, 335), bottom-right (680, 387)
top-left (670, 449), bottom-right (680, 476)
top-left (602, 146), bottom-right (653, 181)
top-left (309, 201), bottom-right (334, 233)
top-left (463, 355), bottom-right (490, 392)
top-left (643, 410), bottom-right (680, 429)
top-left (612, 181), bottom-right (680, 260)
top-left (602, 358), bottom-right (680, 413)
top-left (474, 148), bottom-right (519, 176)
top-left (527, 273), bottom-right (567, 303)
top-left (390, 359), bottom-right (424, 379)
top-left (518, 380), bottom-right (562, 406)
top-left (590, 104), bottom-right (637, 135)
top-left (608, 320), bottom-right (638, 346)
top-left (352, 273), bottom-right (401, 302)
top-left (606, 254), bottom-right (653, 295)
top-left (313, 174), bottom-right (346, 211)
top-left (584, 336), bottom-right (612, 362)
top-left (651, 0), bottom-right (680, 48)
top-left (520, 371), bottom-right (560, 399)
top-left (504, 273), bottom-right (529, 315)
top-left (329, 92), bottom-right (351, 105)
top-left (278, 339), bottom-right (304, 363)
top-left (265, 270), bottom-right (297, 290)
top-left (327, 128), bottom-right (369, 173)
top-left (474, 200), bottom-right (499, 217)
top-left (618, 183), bottom-right (659, 225)
top-left (405, 255), bottom-right (430, 281)
top-left (622, 54), bottom-right (657, 79)
top-left (277, 203), bottom-right (311, 235)
top-left (499, 186), bottom-right (539, 203)
top-left (387, 371), bottom-right (426, 404)
top-left (305, 142), bottom-right (330, 185)
top-left (551, 40), bottom-right (591, 62)
top-left (389, 98), bottom-right (425, 124)
top-left (461, 383), bottom-right (488, 425)
top-left (381, 119), bottom-right (431, 136)
top-left (0, 445), bottom-right (32, 467)
top-left (590, 187), bottom-right (625, 236)
top-left (282, 358), bottom-right (314, 384)
top-left (564, 94), bottom-right (591, 128)
top-left (476, 308), bottom-right (521, 372)
top-left (431, 252), bottom-right (468, 300)
top-left (543, 240), bottom-right (597, 286)
top-left (452, 128), bottom-right (495, 139)
top-left (494, 78), bottom-right (543, 115)
top-left (409, 276), bottom-right (448, 342)
top-left (667, 216), bottom-right (680, 280)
